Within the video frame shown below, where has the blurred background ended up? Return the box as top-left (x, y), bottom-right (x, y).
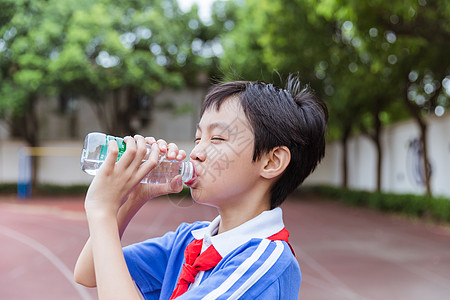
top-left (0, 0), bottom-right (450, 197)
top-left (0, 1), bottom-right (449, 299)
top-left (0, 0), bottom-right (449, 203)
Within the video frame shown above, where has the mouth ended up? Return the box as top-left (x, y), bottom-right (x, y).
top-left (184, 176), bottom-right (197, 187)
top-left (184, 161), bottom-right (198, 187)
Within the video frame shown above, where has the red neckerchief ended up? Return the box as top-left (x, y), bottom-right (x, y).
top-left (169, 228), bottom-right (294, 299)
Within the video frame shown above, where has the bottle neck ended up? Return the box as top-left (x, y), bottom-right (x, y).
top-left (180, 161), bottom-right (195, 183)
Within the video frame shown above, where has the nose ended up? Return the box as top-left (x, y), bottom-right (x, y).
top-left (190, 142), bottom-right (206, 162)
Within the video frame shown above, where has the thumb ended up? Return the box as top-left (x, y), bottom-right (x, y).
top-left (149, 176), bottom-right (183, 198)
top-left (168, 175), bottom-right (183, 193)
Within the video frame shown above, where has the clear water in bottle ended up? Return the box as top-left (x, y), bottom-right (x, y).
top-left (80, 132), bottom-right (194, 184)
top-left (141, 159), bottom-right (194, 184)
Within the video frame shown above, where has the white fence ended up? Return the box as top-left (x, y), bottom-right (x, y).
top-left (307, 113), bottom-right (450, 198)
top-left (1, 112), bottom-right (450, 198)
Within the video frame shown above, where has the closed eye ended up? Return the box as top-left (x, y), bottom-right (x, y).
top-left (211, 137), bottom-right (225, 143)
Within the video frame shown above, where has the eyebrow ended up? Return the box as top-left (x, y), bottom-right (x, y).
top-left (196, 122), bottom-right (230, 132)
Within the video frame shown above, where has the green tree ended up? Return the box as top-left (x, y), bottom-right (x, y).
top-left (1, 0), bottom-right (54, 147)
top-left (314, 15), bottom-right (409, 191)
top-left (47, 0), bottom-right (215, 136)
top-left (311, 0), bottom-right (450, 194)
top-left (220, 0), bottom-right (449, 194)
top-left (0, 0), bottom-right (224, 184)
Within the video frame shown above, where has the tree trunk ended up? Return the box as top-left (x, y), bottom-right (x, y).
top-left (90, 88), bottom-right (147, 137)
top-left (91, 99), bottom-right (111, 133)
top-left (111, 89), bottom-right (120, 135)
top-left (402, 96), bottom-right (432, 195)
top-left (373, 102), bottom-right (382, 192)
top-left (341, 124), bottom-right (351, 188)
top-left (418, 120), bottom-right (432, 195)
top-left (109, 88), bottom-right (136, 136)
top-left (375, 134), bottom-right (382, 192)
top-left (119, 87), bottom-right (137, 136)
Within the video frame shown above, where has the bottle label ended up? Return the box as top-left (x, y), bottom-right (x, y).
top-left (99, 135), bottom-right (126, 162)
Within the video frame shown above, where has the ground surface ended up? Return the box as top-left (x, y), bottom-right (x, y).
top-left (0, 194), bottom-right (449, 300)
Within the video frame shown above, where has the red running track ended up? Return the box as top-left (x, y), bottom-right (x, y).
top-left (1, 194), bottom-right (449, 300)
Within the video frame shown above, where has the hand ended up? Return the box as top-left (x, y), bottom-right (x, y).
top-left (84, 135), bottom-right (187, 218)
top-left (75, 137), bottom-right (187, 290)
top-left (123, 137), bottom-right (187, 209)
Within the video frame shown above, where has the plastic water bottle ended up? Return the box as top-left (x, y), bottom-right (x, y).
top-left (80, 132), bottom-right (195, 184)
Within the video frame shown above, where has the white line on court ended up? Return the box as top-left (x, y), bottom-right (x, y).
top-left (0, 225), bottom-right (93, 300)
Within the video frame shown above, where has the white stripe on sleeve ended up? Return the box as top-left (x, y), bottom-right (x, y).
top-left (228, 241), bottom-right (284, 299)
top-left (202, 239), bottom-right (284, 300)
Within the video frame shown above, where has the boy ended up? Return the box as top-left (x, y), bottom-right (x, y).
top-left (74, 75), bottom-right (328, 299)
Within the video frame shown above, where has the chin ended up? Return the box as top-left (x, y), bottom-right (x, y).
top-left (190, 189), bottom-right (219, 209)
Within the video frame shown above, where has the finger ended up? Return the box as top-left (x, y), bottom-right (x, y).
top-left (134, 135), bottom-right (149, 162)
top-left (145, 136), bottom-right (157, 145)
top-left (149, 142), bottom-right (161, 162)
top-left (144, 137), bottom-right (157, 160)
top-left (176, 150), bottom-right (187, 161)
top-left (117, 136), bottom-right (137, 168)
top-left (167, 143), bottom-right (179, 160)
top-left (169, 175), bottom-right (183, 193)
top-left (156, 139), bottom-right (168, 153)
top-left (136, 142), bottom-right (160, 180)
top-left (101, 140), bottom-right (119, 173)
top-left (149, 175), bottom-right (183, 196)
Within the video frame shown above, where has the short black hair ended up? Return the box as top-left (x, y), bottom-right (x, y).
top-left (201, 75), bottom-right (328, 208)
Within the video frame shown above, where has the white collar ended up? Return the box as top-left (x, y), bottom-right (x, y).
top-left (191, 207), bottom-right (285, 258)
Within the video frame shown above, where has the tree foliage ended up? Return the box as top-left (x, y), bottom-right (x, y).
top-left (0, 0), bottom-right (225, 138)
top-left (219, 0), bottom-right (450, 193)
top-left (0, 0), bottom-right (229, 184)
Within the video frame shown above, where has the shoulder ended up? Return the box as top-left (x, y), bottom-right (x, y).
top-left (221, 238), bottom-right (299, 271)
top-left (197, 239), bottom-right (300, 299)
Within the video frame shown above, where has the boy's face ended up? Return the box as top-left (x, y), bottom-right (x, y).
top-left (188, 97), bottom-right (263, 209)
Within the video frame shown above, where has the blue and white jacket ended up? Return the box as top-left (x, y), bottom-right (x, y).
top-left (123, 207), bottom-right (301, 299)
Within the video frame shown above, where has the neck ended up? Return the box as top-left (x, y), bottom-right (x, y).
top-left (217, 194), bottom-right (271, 234)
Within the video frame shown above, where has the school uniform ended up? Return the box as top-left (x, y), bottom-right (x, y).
top-left (123, 207), bottom-right (301, 299)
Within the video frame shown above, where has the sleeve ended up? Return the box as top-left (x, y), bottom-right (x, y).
top-left (122, 222), bottom-right (208, 299)
top-left (176, 239), bottom-right (301, 300)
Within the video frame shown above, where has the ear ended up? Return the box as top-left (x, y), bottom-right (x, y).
top-left (260, 146), bottom-right (291, 180)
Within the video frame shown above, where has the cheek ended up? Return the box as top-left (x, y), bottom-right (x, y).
top-left (201, 156), bottom-right (234, 179)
